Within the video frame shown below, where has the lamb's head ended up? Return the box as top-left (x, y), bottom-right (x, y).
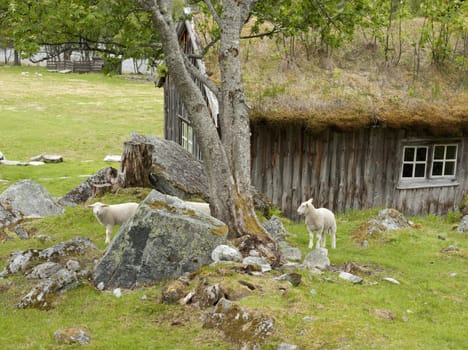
top-left (87, 202), bottom-right (109, 216)
top-left (297, 198), bottom-right (314, 215)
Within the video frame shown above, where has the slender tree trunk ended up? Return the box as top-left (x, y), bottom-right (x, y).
top-left (139, 0), bottom-right (281, 265)
top-left (13, 50), bottom-right (21, 66)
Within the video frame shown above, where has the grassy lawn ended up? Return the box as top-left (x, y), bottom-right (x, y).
top-left (0, 65), bottom-right (467, 349)
top-left (0, 65), bottom-right (163, 195)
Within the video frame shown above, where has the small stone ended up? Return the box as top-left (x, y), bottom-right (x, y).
top-left (14, 225), bottom-right (29, 240)
top-left (339, 271), bottom-right (363, 284)
top-left (302, 248), bottom-right (330, 270)
top-left (28, 262), bottom-right (62, 279)
top-left (302, 316), bottom-right (315, 322)
top-left (310, 289), bottom-right (317, 295)
top-left (66, 260), bottom-right (81, 272)
top-left (103, 155), bottom-right (121, 162)
top-left (243, 256), bottom-right (272, 273)
top-left (113, 288), bottom-right (122, 298)
top-left (42, 154), bottom-right (63, 163)
top-left (54, 326), bottom-right (91, 344)
top-left (374, 309), bottom-right (394, 321)
top-left (277, 343), bottom-right (298, 350)
top-left (161, 280), bottom-right (186, 304)
top-left (383, 277), bottom-right (400, 285)
top-left (96, 282), bottom-right (105, 291)
top-left (211, 245), bottom-right (242, 263)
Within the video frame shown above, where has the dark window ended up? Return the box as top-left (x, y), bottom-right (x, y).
top-left (401, 146), bottom-right (427, 179)
top-left (401, 143), bottom-right (458, 180)
top-left (431, 144), bottom-right (457, 177)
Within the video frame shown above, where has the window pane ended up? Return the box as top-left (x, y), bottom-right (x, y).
top-left (433, 145), bottom-right (445, 160)
top-left (444, 161), bottom-right (455, 175)
top-left (416, 147), bottom-right (427, 161)
top-left (432, 161), bottom-right (443, 176)
top-left (404, 147), bottom-right (414, 161)
top-left (402, 164), bottom-right (413, 178)
top-left (415, 163), bottom-right (426, 177)
top-left (446, 145), bottom-right (457, 160)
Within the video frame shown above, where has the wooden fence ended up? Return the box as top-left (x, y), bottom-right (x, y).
top-left (46, 59), bottom-right (104, 73)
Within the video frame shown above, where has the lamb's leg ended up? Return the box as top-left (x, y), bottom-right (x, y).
top-left (331, 227), bottom-right (336, 249)
top-left (105, 225), bottom-right (113, 244)
top-left (322, 230), bottom-right (327, 248)
top-left (308, 229), bottom-right (314, 249)
top-left (316, 228), bottom-right (323, 248)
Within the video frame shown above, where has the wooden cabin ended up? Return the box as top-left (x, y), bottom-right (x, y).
top-left (250, 122), bottom-right (467, 220)
top-left (160, 17), bottom-right (468, 220)
top-left (162, 17), bottom-right (218, 160)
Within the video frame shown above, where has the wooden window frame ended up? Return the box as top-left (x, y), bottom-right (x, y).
top-left (397, 140), bottom-right (460, 190)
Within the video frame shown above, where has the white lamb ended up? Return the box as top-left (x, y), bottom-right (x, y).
top-left (184, 201), bottom-right (211, 216)
top-left (88, 202), bottom-right (139, 244)
top-left (297, 198), bottom-right (336, 249)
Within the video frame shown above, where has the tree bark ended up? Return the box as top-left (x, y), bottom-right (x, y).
top-left (119, 140), bottom-right (154, 188)
top-left (138, 0), bottom-right (281, 266)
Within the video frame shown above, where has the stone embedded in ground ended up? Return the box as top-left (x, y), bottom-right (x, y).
top-left (302, 248), bottom-right (330, 270)
top-left (202, 298), bottom-right (274, 348)
top-left (243, 256), bottom-right (272, 273)
top-left (161, 280), bottom-right (187, 304)
top-left (262, 216), bottom-right (289, 241)
top-left (457, 215), bottom-right (468, 233)
top-left (338, 271), bottom-right (363, 284)
top-left (278, 241), bottom-right (302, 262)
top-left (28, 262), bottom-right (62, 279)
top-left (18, 268), bottom-right (78, 309)
top-left (54, 326), bottom-right (91, 345)
top-left (211, 245), bottom-right (243, 263)
top-left (0, 180), bottom-right (64, 225)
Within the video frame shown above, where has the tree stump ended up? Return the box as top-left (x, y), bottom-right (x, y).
top-left (119, 140), bottom-right (154, 188)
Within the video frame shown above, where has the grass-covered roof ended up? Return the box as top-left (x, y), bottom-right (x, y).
top-left (203, 18), bottom-right (467, 135)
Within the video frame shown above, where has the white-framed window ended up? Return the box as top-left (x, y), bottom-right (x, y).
top-left (181, 121), bottom-right (193, 153)
top-left (431, 144), bottom-right (457, 178)
top-left (401, 146), bottom-right (428, 179)
top-left (398, 142), bottom-right (459, 189)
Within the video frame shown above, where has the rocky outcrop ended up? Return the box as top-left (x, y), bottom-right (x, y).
top-left (202, 298), bottom-right (275, 349)
top-left (0, 237), bottom-right (99, 309)
top-left (93, 190), bottom-right (228, 289)
top-left (59, 167), bottom-right (118, 206)
top-left (0, 180), bottom-right (64, 229)
top-left (353, 208), bottom-right (416, 244)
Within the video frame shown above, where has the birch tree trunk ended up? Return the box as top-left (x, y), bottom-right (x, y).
top-left (138, 0), bottom-right (280, 265)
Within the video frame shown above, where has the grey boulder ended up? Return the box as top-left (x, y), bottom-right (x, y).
top-left (93, 190), bottom-right (228, 289)
top-left (0, 180), bottom-right (63, 227)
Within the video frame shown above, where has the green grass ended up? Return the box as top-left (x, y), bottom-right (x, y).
top-left (0, 65), bottom-right (163, 194)
top-left (1, 65), bottom-right (467, 349)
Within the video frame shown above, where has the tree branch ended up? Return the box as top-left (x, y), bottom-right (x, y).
top-left (183, 54), bottom-right (220, 98)
top-left (203, 0), bottom-right (222, 27)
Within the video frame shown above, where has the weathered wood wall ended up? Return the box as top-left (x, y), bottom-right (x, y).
top-left (251, 124), bottom-right (468, 220)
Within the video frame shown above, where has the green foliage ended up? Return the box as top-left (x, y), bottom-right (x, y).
top-left (3, 0), bottom-right (162, 63)
top-left (417, 0), bottom-right (467, 67)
